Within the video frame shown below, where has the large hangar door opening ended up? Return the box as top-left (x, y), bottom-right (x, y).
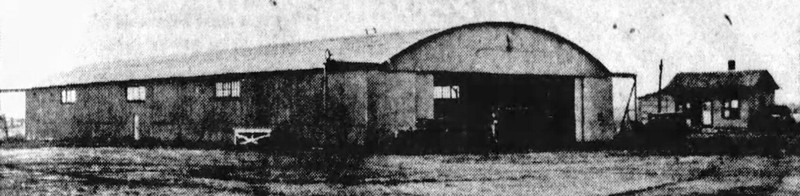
top-left (433, 73), bottom-right (575, 150)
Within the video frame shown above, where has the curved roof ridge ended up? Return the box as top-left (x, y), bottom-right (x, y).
top-left (386, 21), bottom-right (611, 76)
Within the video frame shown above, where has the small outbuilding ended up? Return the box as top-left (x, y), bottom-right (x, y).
top-left (25, 22), bottom-right (621, 149)
top-left (639, 68), bottom-right (780, 132)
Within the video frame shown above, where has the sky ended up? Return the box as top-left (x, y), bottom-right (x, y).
top-left (1, 0), bottom-right (799, 118)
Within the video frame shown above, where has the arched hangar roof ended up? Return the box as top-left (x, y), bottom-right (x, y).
top-left (36, 22), bottom-right (609, 88)
top-left (385, 22), bottom-right (611, 77)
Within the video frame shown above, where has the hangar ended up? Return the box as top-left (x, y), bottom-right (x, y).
top-left (25, 22), bottom-right (622, 149)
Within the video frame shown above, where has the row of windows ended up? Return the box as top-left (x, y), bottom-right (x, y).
top-left (434, 85), bottom-right (460, 99)
top-left (675, 99), bottom-right (740, 120)
top-left (59, 81), bottom-right (241, 104)
top-left (126, 86), bottom-right (146, 101)
top-left (215, 81), bottom-right (241, 98)
top-left (60, 90), bottom-right (77, 103)
top-left (62, 83), bottom-right (460, 103)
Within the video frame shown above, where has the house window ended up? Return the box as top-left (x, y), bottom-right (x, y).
top-left (215, 81), bottom-right (241, 98)
top-left (434, 85), bottom-right (459, 99)
top-left (722, 99), bottom-right (740, 119)
top-left (60, 89), bottom-right (76, 104)
top-left (676, 102), bottom-right (690, 112)
top-left (126, 86), bottom-right (147, 101)
top-left (702, 101), bottom-right (713, 126)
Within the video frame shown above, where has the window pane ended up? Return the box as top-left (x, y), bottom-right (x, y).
top-left (231, 81), bottom-right (241, 97)
top-left (724, 110), bottom-right (730, 118)
top-left (139, 87), bottom-right (146, 100)
top-left (61, 90), bottom-right (67, 103)
top-left (451, 86), bottom-right (459, 99)
top-left (216, 83), bottom-right (223, 97)
top-left (224, 82), bottom-right (232, 96)
top-left (433, 86), bottom-right (442, 99)
top-left (731, 100), bottom-right (739, 108)
top-left (66, 90), bottom-right (75, 102)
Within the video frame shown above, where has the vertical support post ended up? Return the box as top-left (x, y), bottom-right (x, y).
top-left (634, 76), bottom-right (638, 120)
top-left (657, 59), bottom-right (663, 113)
top-left (323, 49), bottom-right (332, 110)
top-left (322, 62), bottom-right (328, 108)
top-left (134, 115), bottom-right (140, 141)
top-left (580, 77), bottom-right (585, 142)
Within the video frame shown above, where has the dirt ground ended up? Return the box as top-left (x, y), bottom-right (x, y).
top-left (0, 147), bottom-right (798, 195)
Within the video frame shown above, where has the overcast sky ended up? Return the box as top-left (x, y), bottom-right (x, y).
top-left (1, 0), bottom-right (799, 117)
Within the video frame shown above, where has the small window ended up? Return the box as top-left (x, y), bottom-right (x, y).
top-left (61, 89), bottom-right (76, 104)
top-left (702, 101), bottom-right (713, 125)
top-left (126, 86), bottom-right (147, 101)
top-left (722, 99), bottom-right (740, 119)
top-left (434, 85), bottom-right (459, 99)
top-left (676, 102), bottom-right (690, 112)
top-left (215, 81), bottom-right (241, 98)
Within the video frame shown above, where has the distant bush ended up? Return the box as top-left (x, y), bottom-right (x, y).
top-left (613, 118), bottom-right (695, 151)
top-left (387, 119), bottom-right (494, 154)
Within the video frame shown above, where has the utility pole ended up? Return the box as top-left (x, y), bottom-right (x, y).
top-left (657, 59), bottom-right (664, 113)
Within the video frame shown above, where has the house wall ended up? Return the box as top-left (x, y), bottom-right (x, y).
top-left (26, 71), bottom-right (327, 144)
top-left (711, 90), bottom-right (774, 130)
top-left (710, 97), bottom-right (747, 129)
top-left (574, 77), bottom-right (614, 141)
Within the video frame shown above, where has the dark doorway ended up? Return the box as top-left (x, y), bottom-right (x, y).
top-left (433, 73), bottom-right (575, 151)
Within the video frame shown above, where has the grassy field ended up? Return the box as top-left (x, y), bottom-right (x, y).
top-left (0, 147), bottom-right (799, 195)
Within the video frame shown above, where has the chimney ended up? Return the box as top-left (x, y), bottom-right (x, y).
top-left (728, 60), bottom-right (736, 71)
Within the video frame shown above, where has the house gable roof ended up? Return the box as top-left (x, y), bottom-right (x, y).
top-left (663, 70), bottom-right (779, 95)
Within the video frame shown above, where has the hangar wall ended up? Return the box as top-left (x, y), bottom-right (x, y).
top-left (327, 70), bottom-right (434, 144)
top-left (574, 77), bottom-right (615, 142)
top-left (25, 70), bottom-right (327, 144)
